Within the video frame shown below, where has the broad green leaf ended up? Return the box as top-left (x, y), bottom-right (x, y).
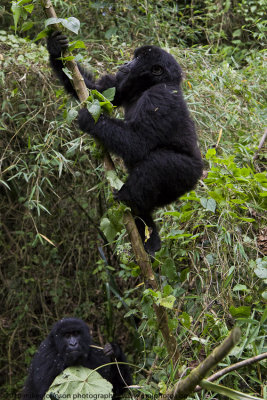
top-left (91, 90), bottom-right (106, 101)
top-left (45, 366), bottom-right (113, 399)
top-left (255, 173), bottom-right (267, 183)
top-left (100, 217), bottom-right (118, 243)
top-left (179, 311), bottom-right (191, 329)
top-left (45, 17), bottom-right (61, 28)
top-left (200, 197), bottom-right (216, 212)
top-left (233, 284), bottom-right (249, 292)
top-left (158, 295), bottom-right (176, 309)
top-left (87, 100), bottom-right (101, 122)
top-left (163, 285), bottom-right (173, 296)
top-left (254, 258), bottom-right (267, 279)
top-left (61, 17), bottom-right (80, 34)
top-left (229, 305), bottom-right (251, 318)
top-left (45, 17), bottom-right (80, 34)
top-left (254, 266), bottom-right (267, 279)
top-left (23, 3), bottom-right (34, 13)
top-left (99, 101), bottom-right (114, 114)
top-left (106, 170), bottom-right (124, 190)
top-left (68, 40), bottom-right (86, 52)
top-left (102, 87), bottom-right (116, 101)
top-left (66, 109), bottom-right (78, 124)
top-left (205, 148), bottom-right (216, 160)
top-left (200, 379), bottom-right (263, 400)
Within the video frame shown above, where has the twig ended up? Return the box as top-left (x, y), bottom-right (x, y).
top-left (173, 327), bottom-right (241, 399)
top-left (195, 352), bottom-right (267, 391)
top-left (40, 0), bottom-right (179, 367)
top-left (90, 344), bottom-right (103, 350)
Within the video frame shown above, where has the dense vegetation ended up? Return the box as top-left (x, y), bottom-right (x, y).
top-left (0, 0), bottom-right (266, 398)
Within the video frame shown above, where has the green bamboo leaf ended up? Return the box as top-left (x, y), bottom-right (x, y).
top-left (200, 379), bottom-right (263, 400)
top-left (0, 180), bottom-right (11, 190)
top-left (11, 2), bottom-right (21, 32)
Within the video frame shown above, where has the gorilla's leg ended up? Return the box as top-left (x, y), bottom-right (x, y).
top-left (116, 149), bottom-right (202, 255)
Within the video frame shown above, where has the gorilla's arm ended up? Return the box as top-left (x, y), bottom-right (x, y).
top-left (78, 84), bottom-right (195, 165)
top-left (102, 343), bottom-right (132, 396)
top-left (21, 338), bottom-right (63, 400)
top-left (47, 32), bottom-right (120, 104)
top-left (78, 109), bottom-right (149, 166)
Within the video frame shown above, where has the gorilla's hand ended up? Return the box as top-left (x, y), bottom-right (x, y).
top-left (47, 31), bottom-right (69, 57)
top-left (103, 343), bottom-right (114, 358)
top-left (103, 343), bottom-right (123, 360)
top-left (78, 108), bottom-right (96, 133)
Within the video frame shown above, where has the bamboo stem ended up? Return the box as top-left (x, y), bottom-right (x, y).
top-left (173, 327), bottom-right (241, 399)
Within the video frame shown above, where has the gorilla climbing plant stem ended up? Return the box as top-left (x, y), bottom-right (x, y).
top-left (40, 0), bottom-right (179, 366)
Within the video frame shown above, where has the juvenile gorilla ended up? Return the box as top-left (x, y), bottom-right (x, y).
top-left (47, 32), bottom-right (203, 255)
top-left (22, 317), bottom-right (132, 399)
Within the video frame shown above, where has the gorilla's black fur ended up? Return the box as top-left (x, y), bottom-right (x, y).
top-left (22, 317), bottom-right (132, 399)
top-left (47, 32), bottom-right (203, 254)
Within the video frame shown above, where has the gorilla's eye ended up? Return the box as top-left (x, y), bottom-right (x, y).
top-left (151, 65), bottom-right (164, 76)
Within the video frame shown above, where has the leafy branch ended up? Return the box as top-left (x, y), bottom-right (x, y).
top-left (196, 351), bottom-right (267, 391)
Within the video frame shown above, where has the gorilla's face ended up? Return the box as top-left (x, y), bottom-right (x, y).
top-left (115, 45), bottom-right (182, 101)
top-left (53, 318), bottom-right (91, 366)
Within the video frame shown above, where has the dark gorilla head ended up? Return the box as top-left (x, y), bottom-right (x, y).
top-left (51, 318), bottom-right (92, 366)
top-left (116, 45), bottom-right (183, 101)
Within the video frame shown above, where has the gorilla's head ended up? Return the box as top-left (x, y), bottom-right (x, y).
top-left (51, 318), bottom-right (92, 366)
top-left (116, 45), bottom-right (183, 100)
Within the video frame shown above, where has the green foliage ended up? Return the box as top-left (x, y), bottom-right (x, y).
top-left (86, 87), bottom-right (116, 122)
top-left (200, 380), bottom-right (263, 400)
top-left (11, 0), bottom-right (35, 33)
top-left (44, 16), bottom-right (80, 34)
top-left (46, 367), bottom-right (113, 398)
